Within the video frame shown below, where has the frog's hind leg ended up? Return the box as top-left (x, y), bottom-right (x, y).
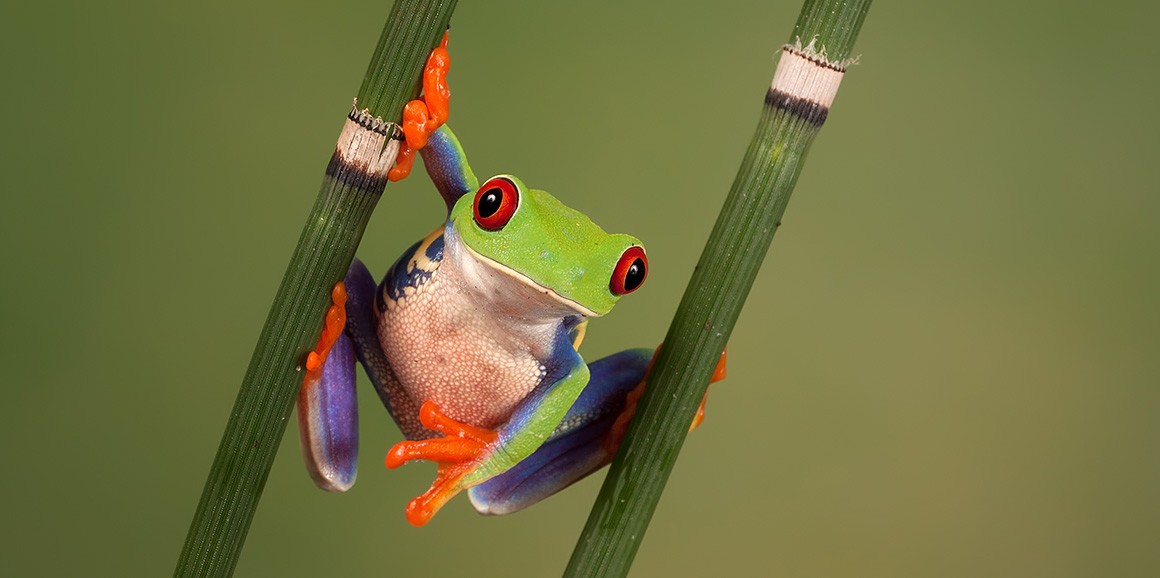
top-left (298, 259), bottom-right (404, 492)
top-left (297, 282), bottom-right (360, 493)
top-left (467, 348), bottom-right (654, 515)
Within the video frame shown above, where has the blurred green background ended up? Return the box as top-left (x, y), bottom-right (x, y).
top-left (3, 0), bottom-right (1158, 576)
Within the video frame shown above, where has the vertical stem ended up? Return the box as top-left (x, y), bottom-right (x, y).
top-left (563, 1), bottom-right (872, 576)
top-left (175, 1), bottom-right (457, 576)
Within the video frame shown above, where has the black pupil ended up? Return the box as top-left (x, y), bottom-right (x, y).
top-left (478, 188), bottom-right (503, 218)
top-left (623, 258), bottom-right (645, 292)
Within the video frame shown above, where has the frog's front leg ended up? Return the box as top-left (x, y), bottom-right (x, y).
top-left (385, 338), bottom-right (592, 526)
top-left (469, 346), bottom-right (729, 515)
top-left (468, 348), bottom-right (652, 514)
top-left (419, 125), bottom-right (478, 210)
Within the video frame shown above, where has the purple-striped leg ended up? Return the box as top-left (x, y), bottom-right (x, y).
top-left (296, 261), bottom-right (383, 492)
top-left (467, 348), bottom-right (653, 515)
top-left (297, 330), bottom-right (359, 492)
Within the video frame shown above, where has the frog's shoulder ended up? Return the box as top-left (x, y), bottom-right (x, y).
top-left (377, 226), bottom-right (445, 312)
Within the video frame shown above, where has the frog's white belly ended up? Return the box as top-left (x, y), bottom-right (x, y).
top-left (377, 227), bottom-right (578, 433)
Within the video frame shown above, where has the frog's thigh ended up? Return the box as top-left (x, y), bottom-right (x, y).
top-left (467, 348), bottom-right (653, 515)
top-left (297, 259), bottom-right (399, 492)
top-left (298, 330), bottom-right (359, 492)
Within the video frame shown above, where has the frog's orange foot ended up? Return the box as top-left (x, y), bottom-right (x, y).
top-left (388, 32), bottom-right (451, 182)
top-left (604, 346), bottom-right (727, 453)
top-left (388, 143), bottom-right (417, 183)
top-left (385, 401), bottom-right (497, 526)
top-left (304, 282), bottom-right (348, 379)
top-left (690, 347), bottom-right (727, 431)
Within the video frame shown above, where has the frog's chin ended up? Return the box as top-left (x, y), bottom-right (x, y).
top-left (461, 242), bottom-right (601, 318)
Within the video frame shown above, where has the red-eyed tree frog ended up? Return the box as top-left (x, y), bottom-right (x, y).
top-left (297, 33), bottom-right (724, 527)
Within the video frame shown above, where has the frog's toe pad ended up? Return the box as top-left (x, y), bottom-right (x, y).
top-left (402, 460), bottom-right (476, 526)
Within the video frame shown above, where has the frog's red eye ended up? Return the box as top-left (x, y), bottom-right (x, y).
top-left (610, 246), bottom-right (648, 296)
top-left (473, 177), bottom-right (519, 231)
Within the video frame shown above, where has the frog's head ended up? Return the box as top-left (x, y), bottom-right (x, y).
top-left (449, 175), bottom-right (647, 317)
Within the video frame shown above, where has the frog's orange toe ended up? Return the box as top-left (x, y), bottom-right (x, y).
top-left (711, 347), bottom-right (727, 383)
top-left (387, 145), bottom-right (416, 181)
top-left (401, 100), bottom-right (433, 150)
top-left (304, 282), bottom-right (347, 376)
top-left (690, 347), bottom-right (728, 432)
top-left (402, 460), bottom-right (474, 527)
top-left (385, 401), bottom-right (499, 526)
top-left (405, 496), bottom-right (439, 527)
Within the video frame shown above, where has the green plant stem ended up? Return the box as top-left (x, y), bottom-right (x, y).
top-left (175, 1), bottom-right (456, 576)
top-left (563, 1), bottom-right (871, 576)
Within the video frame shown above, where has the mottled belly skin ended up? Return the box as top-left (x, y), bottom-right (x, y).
top-left (379, 269), bottom-right (547, 430)
top-left (376, 227), bottom-right (573, 436)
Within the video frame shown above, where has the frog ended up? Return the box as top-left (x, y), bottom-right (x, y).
top-left (297, 33), bottom-right (723, 527)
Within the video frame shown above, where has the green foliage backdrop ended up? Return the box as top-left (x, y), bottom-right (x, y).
top-left (2, 0), bottom-right (1158, 576)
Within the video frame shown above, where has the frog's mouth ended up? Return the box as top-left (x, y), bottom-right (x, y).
top-left (462, 243), bottom-right (601, 318)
